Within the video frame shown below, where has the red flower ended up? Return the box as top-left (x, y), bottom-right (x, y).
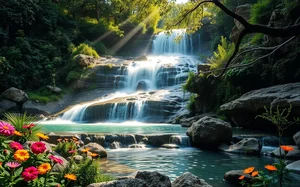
top-left (22, 124), bottom-right (35, 129)
top-left (22, 166), bottom-right (39, 182)
top-left (9, 141), bottom-right (23, 150)
top-left (31, 142), bottom-right (46, 154)
top-left (49, 155), bottom-right (63, 164)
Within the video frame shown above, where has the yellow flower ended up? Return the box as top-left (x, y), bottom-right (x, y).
top-left (14, 149), bottom-right (30, 162)
top-left (81, 148), bottom-right (90, 153)
top-left (64, 173), bottom-right (77, 181)
top-left (265, 165), bottom-right (277, 171)
top-left (251, 171), bottom-right (259, 177)
top-left (38, 163), bottom-right (51, 174)
top-left (280, 145), bottom-right (294, 152)
top-left (36, 133), bottom-right (49, 141)
top-left (243, 167), bottom-right (255, 174)
top-left (14, 131), bottom-right (23, 136)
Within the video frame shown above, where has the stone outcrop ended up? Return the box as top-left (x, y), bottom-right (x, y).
top-left (0, 99), bottom-right (17, 114)
top-left (220, 138), bottom-right (262, 155)
top-left (186, 116), bottom-right (232, 148)
top-left (229, 4), bottom-right (251, 43)
top-left (221, 83), bottom-right (300, 131)
top-left (75, 54), bottom-right (98, 67)
top-left (224, 170), bottom-right (251, 184)
top-left (1, 87), bottom-right (28, 103)
top-left (293, 131), bottom-right (300, 148)
top-left (46, 85), bottom-right (62, 94)
top-left (79, 143), bottom-right (107, 158)
top-left (172, 172), bottom-right (212, 187)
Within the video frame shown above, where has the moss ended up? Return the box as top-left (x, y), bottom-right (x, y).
top-left (27, 87), bottom-right (64, 104)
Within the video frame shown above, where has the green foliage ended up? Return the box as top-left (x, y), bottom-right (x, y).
top-left (183, 72), bottom-right (196, 92)
top-left (208, 36), bottom-right (235, 72)
top-left (187, 94), bottom-right (197, 112)
top-left (4, 113), bottom-right (41, 143)
top-left (71, 43), bottom-right (99, 59)
top-left (251, 33), bottom-right (264, 44)
top-left (250, 0), bottom-right (280, 24)
top-left (27, 88), bottom-right (64, 104)
top-left (54, 138), bottom-right (78, 159)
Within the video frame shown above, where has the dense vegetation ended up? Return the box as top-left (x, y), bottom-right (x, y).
top-left (0, 0), bottom-right (170, 93)
top-left (182, 0), bottom-right (300, 114)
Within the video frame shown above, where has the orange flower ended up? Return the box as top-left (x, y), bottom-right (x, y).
top-left (239, 175), bottom-right (245, 180)
top-left (251, 171), bottom-right (259, 177)
top-left (14, 131), bottom-right (23, 136)
top-left (244, 167), bottom-right (255, 174)
top-left (265, 165), bottom-right (277, 171)
top-left (280, 145), bottom-right (294, 152)
top-left (14, 149), bottom-right (30, 162)
top-left (0, 162), bottom-right (2, 167)
top-left (88, 152), bottom-right (98, 158)
top-left (38, 163), bottom-right (51, 174)
top-left (64, 173), bottom-right (77, 181)
top-left (36, 133), bottom-right (49, 141)
top-left (81, 148), bottom-right (90, 153)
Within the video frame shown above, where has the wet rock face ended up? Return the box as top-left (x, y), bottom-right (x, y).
top-left (186, 116), bottom-right (232, 149)
top-left (172, 172), bottom-right (212, 187)
top-left (1, 87), bottom-right (28, 103)
top-left (87, 179), bottom-right (147, 187)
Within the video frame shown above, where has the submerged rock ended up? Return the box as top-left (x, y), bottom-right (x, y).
top-left (87, 179), bottom-right (147, 187)
top-left (220, 138), bottom-right (262, 155)
top-left (128, 144), bottom-right (146, 148)
top-left (2, 87), bottom-right (28, 103)
top-left (172, 172), bottom-right (212, 187)
top-left (161, 144), bottom-right (180, 149)
top-left (135, 171), bottom-right (171, 187)
top-left (186, 116), bottom-right (232, 148)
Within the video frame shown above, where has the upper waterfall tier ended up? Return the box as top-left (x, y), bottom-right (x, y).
top-left (152, 29), bottom-right (200, 55)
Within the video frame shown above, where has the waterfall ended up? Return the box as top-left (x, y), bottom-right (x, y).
top-left (152, 29), bottom-right (200, 55)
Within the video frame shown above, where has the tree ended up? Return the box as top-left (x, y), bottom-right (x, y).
top-left (167, 0), bottom-right (300, 77)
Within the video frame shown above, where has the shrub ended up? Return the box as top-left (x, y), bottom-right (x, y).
top-left (187, 94), bottom-right (197, 113)
top-left (71, 43), bottom-right (99, 59)
top-left (250, 0), bottom-right (280, 24)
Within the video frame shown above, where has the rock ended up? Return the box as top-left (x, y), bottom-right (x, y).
top-left (46, 85), bottom-right (62, 94)
top-left (180, 113), bottom-right (217, 127)
top-left (272, 146), bottom-right (300, 159)
top-left (220, 83), bottom-right (300, 130)
top-left (84, 137), bottom-right (92, 144)
top-left (161, 144), bottom-right (180, 149)
top-left (2, 87), bottom-right (28, 103)
top-left (128, 144), bottom-right (146, 148)
top-left (75, 54), bottom-right (98, 67)
top-left (224, 170), bottom-right (251, 184)
top-left (68, 155), bottom-right (84, 164)
top-left (197, 64), bottom-right (210, 73)
top-left (286, 160), bottom-right (300, 173)
top-left (87, 179), bottom-right (147, 187)
top-left (229, 4), bottom-right (251, 43)
top-left (135, 55), bottom-right (148, 61)
top-left (0, 99), bottom-right (18, 114)
top-left (105, 134), bottom-right (137, 145)
top-left (94, 135), bottom-right (106, 147)
top-left (135, 171), bottom-right (171, 187)
top-left (51, 155), bottom-right (69, 172)
top-left (110, 141), bottom-right (122, 149)
top-left (220, 138), bottom-right (262, 155)
top-left (79, 143), bottom-right (107, 158)
top-left (172, 172), bottom-right (212, 187)
top-left (293, 131), bottom-right (300, 148)
top-left (136, 81), bottom-right (148, 91)
top-left (186, 116), bottom-right (232, 148)
top-left (22, 100), bottom-right (51, 116)
top-left (146, 134), bottom-right (172, 147)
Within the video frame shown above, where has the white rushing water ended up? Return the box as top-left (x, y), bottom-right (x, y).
top-left (60, 29), bottom-right (201, 122)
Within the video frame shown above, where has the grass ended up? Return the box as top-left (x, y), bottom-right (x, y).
top-left (27, 87), bottom-right (66, 104)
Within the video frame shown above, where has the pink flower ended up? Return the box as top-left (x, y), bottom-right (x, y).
top-left (68, 150), bottom-right (76, 154)
top-left (31, 142), bottom-right (46, 154)
top-left (22, 166), bottom-right (39, 182)
top-left (49, 155), bottom-right (63, 164)
top-left (9, 141), bottom-right (23, 150)
top-left (6, 162), bottom-right (21, 169)
top-left (0, 121), bottom-right (15, 136)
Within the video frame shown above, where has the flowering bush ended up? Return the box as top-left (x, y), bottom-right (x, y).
top-left (0, 114), bottom-right (113, 187)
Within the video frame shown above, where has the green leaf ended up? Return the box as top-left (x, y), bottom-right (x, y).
top-left (14, 167), bottom-right (23, 177)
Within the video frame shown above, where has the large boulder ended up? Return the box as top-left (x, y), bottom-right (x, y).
top-left (224, 170), bottom-right (251, 184)
top-left (186, 116), bottom-right (232, 148)
top-left (0, 99), bottom-right (18, 114)
top-left (79, 142), bottom-right (107, 158)
top-left (22, 101), bottom-right (51, 116)
top-left (46, 85), bottom-right (62, 94)
top-left (1, 87), bottom-right (28, 103)
top-left (172, 172), bottom-right (212, 187)
top-left (293, 131), bottom-right (300, 148)
top-left (220, 138), bottom-right (262, 155)
top-left (220, 83), bottom-right (300, 131)
top-left (87, 179), bottom-right (147, 187)
top-left (135, 171), bottom-right (171, 187)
